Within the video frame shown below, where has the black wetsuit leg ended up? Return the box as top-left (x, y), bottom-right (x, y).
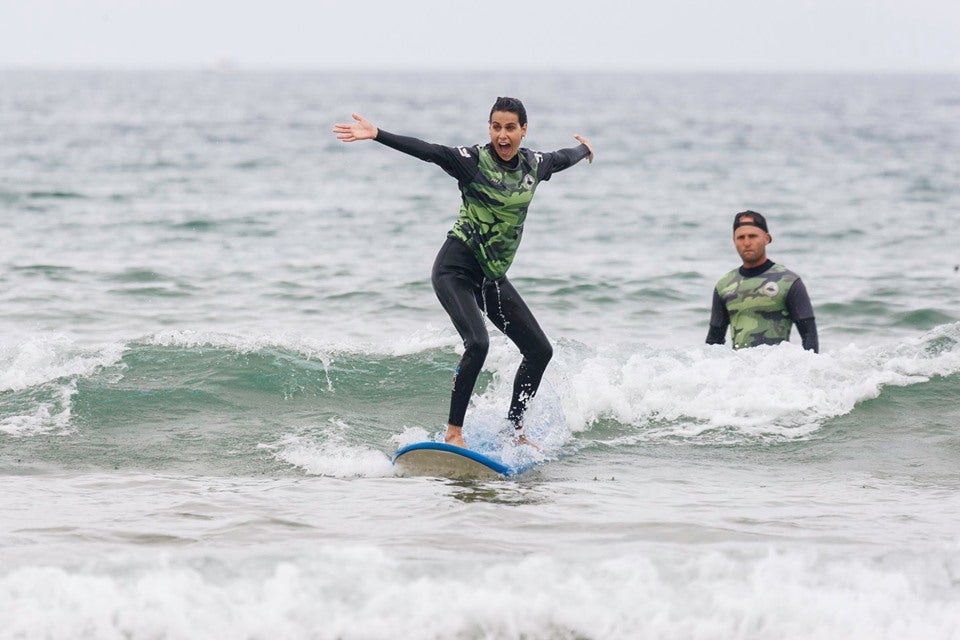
top-left (431, 237), bottom-right (553, 429)
top-left (481, 278), bottom-right (553, 429)
top-left (432, 237), bottom-right (489, 428)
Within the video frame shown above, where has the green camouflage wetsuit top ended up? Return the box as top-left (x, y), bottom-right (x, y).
top-left (374, 129), bottom-right (590, 279)
top-left (706, 260), bottom-right (819, 352)
top-left (449, 144), bottom-right (543, 279)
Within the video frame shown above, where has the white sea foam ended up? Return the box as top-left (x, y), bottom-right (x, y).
top-left (392, 425), bottom-right (435, 448)
top-left (262, 420), bottom-right (394, 478)
top-left (468, 323), bottom-right (960, 442)
top-left (0, 334), bottom-right (124, 393)
top-left (383, 325), bottom-right (461, 357)
top-left (1, 545), bottom-right (958, 640)
top-left (0, 380), bottom-right (77, 437)
top-left (0, 335), bottom-right (125, 436)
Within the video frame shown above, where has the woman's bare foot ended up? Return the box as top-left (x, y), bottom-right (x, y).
top-left (513, 432), bottom-right (540, 451)
top-left (444, 424), bottom-right (467, 449)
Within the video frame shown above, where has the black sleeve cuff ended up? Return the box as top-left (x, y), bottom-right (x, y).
top-left (796, 317), bottom-right (819, 353)
top-left (705, 324), bottom-right (727, 345)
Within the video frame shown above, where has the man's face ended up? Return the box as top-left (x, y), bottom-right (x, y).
top-left (734, 224), bottom-right (771, 267)
top-left (488, 111), bottom-right (527, 161)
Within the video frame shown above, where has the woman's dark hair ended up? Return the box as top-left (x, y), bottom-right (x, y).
top-left (489, 97), bottom-right (527, 126)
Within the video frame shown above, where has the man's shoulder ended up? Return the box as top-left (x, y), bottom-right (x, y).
top-left (767, 263), bottom-right (804, 282)
top-left (715, 267), bottom-right (742, 289)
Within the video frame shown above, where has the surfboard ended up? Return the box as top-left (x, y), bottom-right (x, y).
top-left (392, 441), bottom-right (537, 479)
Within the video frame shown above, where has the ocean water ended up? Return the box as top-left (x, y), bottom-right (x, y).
top-left (2, 69), bottom-right (960, 639)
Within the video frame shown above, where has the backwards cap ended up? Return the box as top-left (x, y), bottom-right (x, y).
top-left (733, 210), bottom-right (769, 234)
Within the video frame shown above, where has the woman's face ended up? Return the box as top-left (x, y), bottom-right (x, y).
top-left (488, 110), bottom-right (527, 161)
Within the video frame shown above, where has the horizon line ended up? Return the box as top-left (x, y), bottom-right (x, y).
top-left (2, 63), bottom-right (959, 75)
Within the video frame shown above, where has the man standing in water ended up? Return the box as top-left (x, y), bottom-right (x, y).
top-left (706, 210), bottom-right (819, 352)
top-left (333, 98), bottom-right (594, 449)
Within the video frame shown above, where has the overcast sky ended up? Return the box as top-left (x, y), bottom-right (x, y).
top-left (2, 0), bottom-right (958, 72)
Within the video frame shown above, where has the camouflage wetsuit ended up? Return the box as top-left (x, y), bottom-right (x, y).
top-left (706, 260), bottom-right (819, 352)
top-left (375, 129), bottom-right (590, 428)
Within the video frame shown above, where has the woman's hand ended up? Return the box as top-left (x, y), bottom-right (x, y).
top-left (332, 113), bottom-right (379, 142)
top-left (574, 134), bottom-right (595, 163)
